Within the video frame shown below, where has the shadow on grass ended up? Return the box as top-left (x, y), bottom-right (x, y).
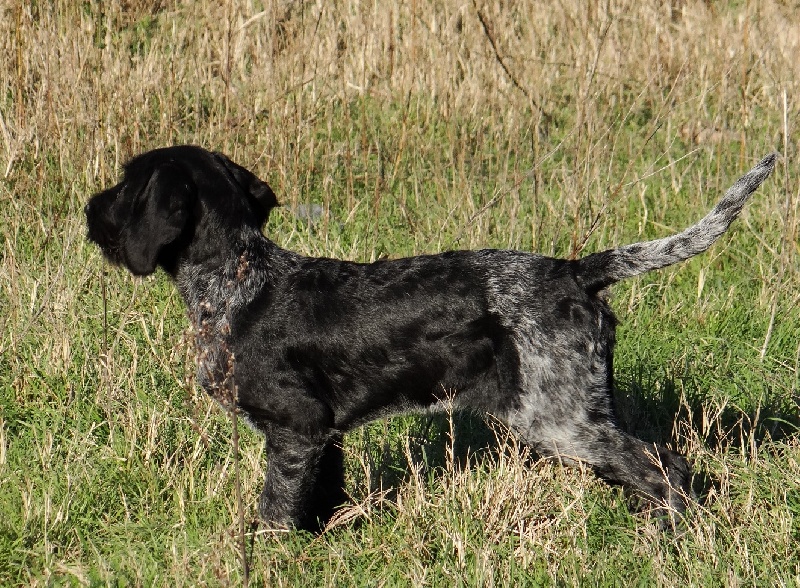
top-left (350, 412), bottom-right (501, 503)
top-left (614, 360), bottom-right (800, 449)
top-left (614, 359), bottom-right (800, 504)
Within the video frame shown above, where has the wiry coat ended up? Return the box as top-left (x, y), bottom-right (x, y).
top-left (85, 146), bottom-right (776, 531)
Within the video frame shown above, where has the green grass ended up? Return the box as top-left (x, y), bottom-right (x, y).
top-left (2, 1), bottom-right (800, 585)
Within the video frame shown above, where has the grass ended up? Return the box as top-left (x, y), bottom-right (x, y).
top-left (1, 0), bottom-right (799, 585)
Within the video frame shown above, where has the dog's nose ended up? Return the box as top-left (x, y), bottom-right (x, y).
top-left (84, 201), bottom-right (92, 217)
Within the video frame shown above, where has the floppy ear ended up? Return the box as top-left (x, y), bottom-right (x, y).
top-left (213, 152), bottom-right (278, 226)
top-left (122, 163), bottom-right (192, 276)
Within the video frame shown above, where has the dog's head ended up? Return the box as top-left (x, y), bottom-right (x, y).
top-left (85, 145), bottom-right (278, 276)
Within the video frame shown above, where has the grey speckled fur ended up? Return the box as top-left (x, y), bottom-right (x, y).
top-left (85, 147), bottom-right (777, 531)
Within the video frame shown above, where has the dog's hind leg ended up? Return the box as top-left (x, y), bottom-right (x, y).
top-left (504, 337), bottom-right (692, 524)
top-left (509, 391), bottom-right (692, 525)
top-left (540, 420), bottom-right (691, 520)
top-left (258, 427), bottom-right (346, 532)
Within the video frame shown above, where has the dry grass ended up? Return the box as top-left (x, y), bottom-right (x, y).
top-left (1, 0), bottom-right (799, 585)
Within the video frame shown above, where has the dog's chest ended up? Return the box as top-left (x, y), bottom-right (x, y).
top-left (179, 254), bottom-right (269, 407)
top-left (191, 308), bottom-right (238, 406)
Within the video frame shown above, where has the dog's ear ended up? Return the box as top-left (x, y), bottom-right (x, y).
top-left (122, 163), bottom-right (192, 275)
top-left (213, 152), bottom-right (278, 226)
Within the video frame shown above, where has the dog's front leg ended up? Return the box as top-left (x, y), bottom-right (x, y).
top-left (258, 426), bottom-right (345, 532)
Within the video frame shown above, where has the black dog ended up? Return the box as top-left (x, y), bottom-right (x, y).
top-left (85, 146), bottom-right (776, 531)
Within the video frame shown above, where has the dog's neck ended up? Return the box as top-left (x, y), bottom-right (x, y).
top-left (176, 238), bottom-right (271, 321)
top-left (173, 233), bottom-right (289, 402)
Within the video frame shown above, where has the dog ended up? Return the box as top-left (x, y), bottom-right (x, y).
top-left (85, 145), bottom-right (776, 531)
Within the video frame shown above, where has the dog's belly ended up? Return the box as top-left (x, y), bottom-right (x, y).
top-left (330, 334), bottom-right (504, 429)
top-left (276, 314), bottom-right (506, 430)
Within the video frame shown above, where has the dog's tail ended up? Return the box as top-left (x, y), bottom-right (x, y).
top-left (576, 153), bottom-right (778, 293)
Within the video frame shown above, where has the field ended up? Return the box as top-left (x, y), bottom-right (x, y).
top-left (1, 0), bottom-right (799, 585)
